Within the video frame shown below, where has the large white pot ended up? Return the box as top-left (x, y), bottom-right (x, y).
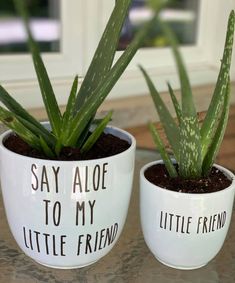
top-left (140, 160), bottom-right (235, 270)
top-left (0, 126), bottom-right (136, 269)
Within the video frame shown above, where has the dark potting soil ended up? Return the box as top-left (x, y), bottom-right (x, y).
top-left (144, 164), bottom-right (232, 194)
top-left (3, 133), bottom-right (130, 161)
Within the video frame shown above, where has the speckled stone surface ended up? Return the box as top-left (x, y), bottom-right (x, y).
top-left (0, 128), bottom-right (235, 282)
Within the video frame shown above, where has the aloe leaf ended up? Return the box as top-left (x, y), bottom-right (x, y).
top-left (62, 14), bottom-right (163, 146)
top-left (201, 10), bottom-right (235, 159)
top-left (76, 118), bottom-right (94, 149)
top-left (0, 106), bottom-right (41, 151)
top-left (139, 65), bottom-right (180, 161)
top-left (158, 19), bottom-right (196, 116)
top-left (54, 140), bottom-right (62, 157)
top-left (14, 0), bottom-right (62, 137)
top-left (178, 116), bottom-right (202, 178)
top-left (75, 0), bottom-right (132, 111)
top-left (75, 117), bottom-right (113, 150)
top-left (202, 81), bottom-right (231, 175)
top-left (81, 111), bottom-right (113, 154)
top-left (159, 18), bottom-right (202, 178)
top-left (0, 83), bottom-right (56, 149)
top-left (39, 136), bottom-right (56, 158)
top-left (167, 82), bottom-right (182, 122)
top-left (16, 116), bottom-right (56, 148)
top-left (58, 75), bottom-right (79, 153)
top-left (149, 122), bottom-right (178, 178)
top-left (61, 75), bottom-right (78, 131)
top-left (0, 85), bottom-right (52, 138)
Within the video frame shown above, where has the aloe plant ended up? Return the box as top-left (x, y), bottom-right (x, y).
top-left (140, 10), bottom-right (235, 179)
top-left (0, 0), bottom-right (164, 158)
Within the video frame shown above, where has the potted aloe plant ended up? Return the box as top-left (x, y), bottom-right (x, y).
top-left (0, 0), bottom-right (163, 269)
top-left (139, 11), bottom-right (235, 270)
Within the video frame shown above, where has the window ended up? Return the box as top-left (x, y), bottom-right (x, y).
top-left (0, 0), bottom-right (83, 109)
top-left (0, 0), bottom-right (234, 109)
top-left (0, 0), bottom-right (60, 54)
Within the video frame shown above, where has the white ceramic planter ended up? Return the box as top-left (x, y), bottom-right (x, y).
top-left (0, 126), bottom-right (136, 269)
top-left (140, 160), bottom-right (235, 270)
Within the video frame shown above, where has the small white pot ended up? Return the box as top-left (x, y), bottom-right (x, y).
top-left (0, 126), bottom-right (136, 269)
top-left (140, 160), bottom-right (235, 270)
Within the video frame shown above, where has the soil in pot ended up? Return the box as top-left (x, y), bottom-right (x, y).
top-left (145, 164), bottom-right (232, 194)
top-left (4, 132), bottom-right (130, 161)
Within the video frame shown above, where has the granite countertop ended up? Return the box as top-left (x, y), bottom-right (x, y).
top-left (0, 131), bottom-right (235, 282)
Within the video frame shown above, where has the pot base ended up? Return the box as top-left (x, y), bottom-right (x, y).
top-left (156, 256), bottom-right (207, 270)
top-left (35, 259), bottom-right (98, 269)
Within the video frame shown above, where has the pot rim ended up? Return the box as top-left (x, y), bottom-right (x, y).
top-left (0, 125), bottom-right (136, 164)
top-left (140, 160), bottom-right (235, 197)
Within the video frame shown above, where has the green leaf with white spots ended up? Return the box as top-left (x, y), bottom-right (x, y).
top-left (202, 81), bottom-right (231, 175)
top-left (159, 18), bottom-right (202, 178)
top-left (61, 75), bottom-right (78, 133)
top-left (0, 106), bottom-right (41, 151)
top-left (167, 82), bottom-right (182, 123)
top-left (139, 65), bottom-right (180, 161)
top-left (81, 111), bottom-right (113, 154)
top-left (74, 0), bottom-right (132, 112)
top-left (178, 116), bottom-right (202, 178)
top-left (201, 10), bottom-right (235, 159)
top-left (61, 13), bottom-right (162, 146)
top-left (149, 122), bottom-right (178, 178)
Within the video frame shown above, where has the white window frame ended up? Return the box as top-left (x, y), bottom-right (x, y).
top-left (0, 0), bottom-right (234, 109)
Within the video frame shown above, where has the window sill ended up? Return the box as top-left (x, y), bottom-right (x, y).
top-left (27, 81), bottom-right (235, 129)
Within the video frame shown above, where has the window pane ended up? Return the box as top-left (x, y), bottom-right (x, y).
top-left (0, 0), bottom-right (60, 54)
top-left (118, 0), bottom-right (199, 50)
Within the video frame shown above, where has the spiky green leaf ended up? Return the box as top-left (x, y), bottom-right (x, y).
top-left (139, 65), bottom-right (180, 161)
top-left (14, 0), bottom-right (62, 137)
top-left (61, 13), bottom-right (161, 146)
top-left (149, 122), bottom-right (178, 178)
top-left (75, 0), bottom-right (132, 111)
top-left (178, 116), bottom-right (202, 178)
top-left (16, 116), bottom-right (56, 148)
top-left (39, 136), bottom-right (56, 159)
top-left (167, 82), bottom-right (182, 122)
top-left (202, 81), bottom-right (231, 175)
top-left (81, 111), bottom-right (113, 154)
top-left (158, 19), bottom-right (195, 116)
top-left (61, 75), bottom-right (78, 132)
top-left (76, 118), bottom-right (94, 148)
top-left (0, 85), bottom-right (53, 140)
top-left (201, 10), bottom-right (235, 159)
top-left (159, 18), bottom-right (202, 178)
top-left (0, 106), bottom-right (41, 151)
